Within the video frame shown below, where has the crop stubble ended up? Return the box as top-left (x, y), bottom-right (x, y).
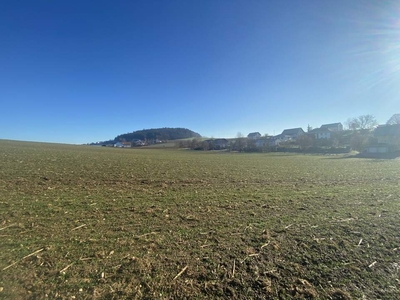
top-left (0, 140), bottom-right (399, 299)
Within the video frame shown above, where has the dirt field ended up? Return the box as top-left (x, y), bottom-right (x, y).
top-left (1, 140), bottom-right (399, 299)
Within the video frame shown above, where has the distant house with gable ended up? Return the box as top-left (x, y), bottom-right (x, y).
top-left (280, 128), bottom-right (305, 141)
top-left (320, 122), bottom-right (343, 132)
top-left (374, 124), bottom-right (400, 145)
top-left (310, 128), bottom-right (332, 140)
top-left (204, 138), bottom-right (229, 150)
top-left (265, 135), bottom-right (284, 146)
top-left (311, 122), bottom-right (343, 140)
top-left (247, 132), bottom-right (261, 139)
top-left (213, 138), bottom-right (229, 149)
top-left (364, 124), bottom-right (400, 156)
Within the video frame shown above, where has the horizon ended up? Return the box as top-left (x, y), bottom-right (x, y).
top-left (2, 121), bottom-right (396, 146)
top-left (1, 1), bottom-right (399, 144)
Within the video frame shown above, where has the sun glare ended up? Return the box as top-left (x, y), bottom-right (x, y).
top-left (363, 1), bottom-right (400, 90)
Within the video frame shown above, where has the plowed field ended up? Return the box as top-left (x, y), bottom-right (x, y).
top-left (1, 140), bottom-right (399, 299)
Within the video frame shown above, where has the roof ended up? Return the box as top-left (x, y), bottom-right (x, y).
top-left (214, 138), bottom-right (228, 143)
top-left (374, 124), bottom-right (400, 136)
top-left (247, 132), bottom-right (261, 137)
top-left (310, 128), bottom-right (331, 133)
top-left (281, 128), bottom-right (304, 135)
top-left (320, 122), bottom-right (342, 129)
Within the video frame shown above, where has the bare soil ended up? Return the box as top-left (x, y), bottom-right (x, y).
top-left (1, 140), bottom-right (399, 299)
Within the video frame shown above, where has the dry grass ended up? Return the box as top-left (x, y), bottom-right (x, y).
top-left (1, 140), bottom-right (399, 299)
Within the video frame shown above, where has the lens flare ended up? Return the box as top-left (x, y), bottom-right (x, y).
top-left (357, 1), bottom-right (400, 92)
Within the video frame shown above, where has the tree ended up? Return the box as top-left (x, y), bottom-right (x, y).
top-left (201, 140), bottom-right (210, 151)
top-left (350, 132), bottom-right (369, 152)
top-left (345, 118), bottom-right (359, 130)
top-left (190, 138), bottom-right (200, 150)
top-left (233, 132), bottom-right (246, 152)
top-left (387, 114), bottom-right (400, 125)
top-left (246, 138), bottom-right (258, 152)
top-left (115, 127), bottom-right (201, 142)
top-left (346, 115), bottom-right (378, 130)
top-left (348, 129), bottom-right (375, 152)
top-left (297, 134), bottom-right (314, 150)
top-left (358, 114), bottom-right (378, 129)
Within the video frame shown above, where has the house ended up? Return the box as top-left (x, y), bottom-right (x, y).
top-left (204, 139), bottom-right (229, 150)
top-left (320, 122), bottom-right (343, 132)
top-left (213, 138), bottom-right (229, 149)
top-left (362, 124), bottom-right (400, 155)
top-left (365, 144), bottom-right (390, 154)
top-left (267, 135), bottom-right (286, 146)
top-left (374, 124), bottom-right (400, 145)
top-left (132, 140), bottom-right (145, 146)
top-left (310, 122), bottom-right (343, 140)
top-left (255, 137), bottom-right (272, 147)
top-left (280, 128), bottom-right (305, 141)
top-left (310, 128), bottom-right (332, 140)
top-left (114, 142), bottom-right (131, 148)
top-left (247, 132), bottom-right (261, 139)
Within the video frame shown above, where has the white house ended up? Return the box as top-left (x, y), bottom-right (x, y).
top-left (280, 128), bottom-right (305, 141)
top-left (310, 122), bottom-right (343, 140)
top-left (320, 123), bottom-right (343, 132)
top-left (310, 128), bottom-right (332, 140)
top-left (114, 142), bottom-right (131, 148)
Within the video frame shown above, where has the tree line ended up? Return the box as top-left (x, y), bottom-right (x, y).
top-left (115, 127), bottom-right (201, 142)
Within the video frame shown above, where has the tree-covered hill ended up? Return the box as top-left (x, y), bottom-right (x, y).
top-left (115, 127), bottom-right (201, 142)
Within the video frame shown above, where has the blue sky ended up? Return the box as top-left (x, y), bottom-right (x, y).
top-left (1, 0), bottom-right (399, 144)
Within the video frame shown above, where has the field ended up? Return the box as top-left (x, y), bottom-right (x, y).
top-left (1, 140), bottom-right (399, 299)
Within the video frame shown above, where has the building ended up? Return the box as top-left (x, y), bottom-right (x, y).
top-left (374, 124), bottom-right (400, 145)
top-left (203, 139), bottom-right (229, 150)
top-left (247, 132), bottom-right (261, 139)
top-left (280, 128), bottom-right (305, 141)
top-left (310, 128), bottom-right (332, 140)
top-left (114, 142), bottom-right (131, 148)
top-left (364, 124), bottom-right (400, 156)
top-left (310, 122), bottom-right (343, 140)
top-left (320, 123), bottom-right (343, 132)
top-left (255, 137), bottom-right (273, 147)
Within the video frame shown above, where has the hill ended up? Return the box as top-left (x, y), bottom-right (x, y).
top-left (115, 127), bottom-right (201, 142)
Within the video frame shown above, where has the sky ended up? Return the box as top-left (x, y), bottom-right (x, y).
top-left (1, 0), bottom-right (399, 144)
